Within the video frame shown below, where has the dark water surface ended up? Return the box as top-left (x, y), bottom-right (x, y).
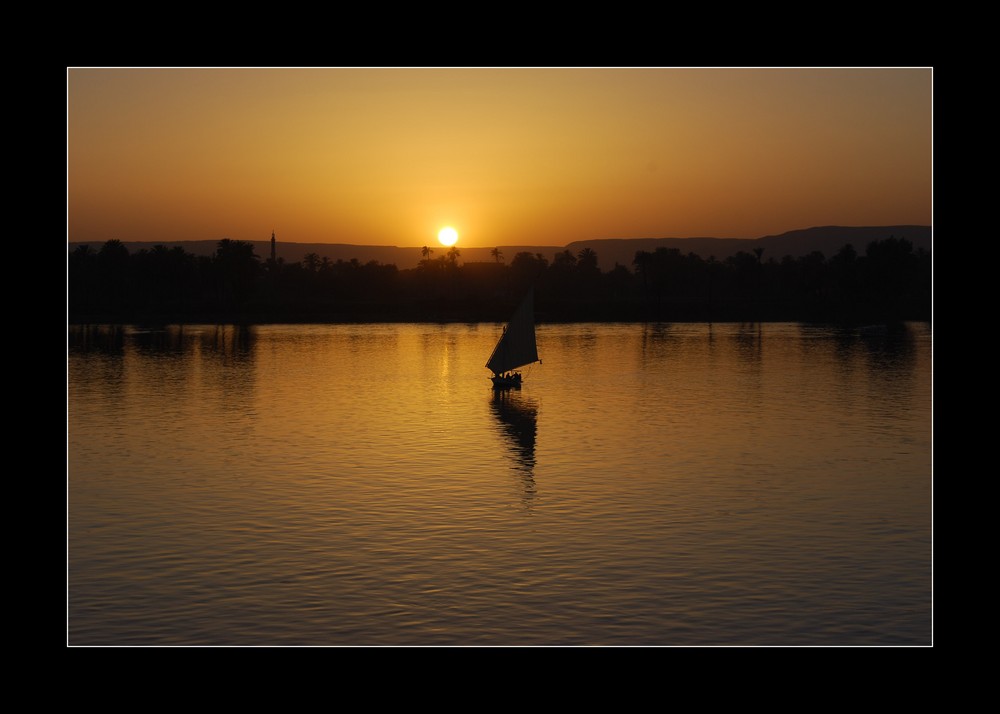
top-left (68, 322), bottom-right (932, 646)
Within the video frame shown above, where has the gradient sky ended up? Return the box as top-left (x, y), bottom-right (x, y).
top-left (67, 67), bottom-right (932, 249)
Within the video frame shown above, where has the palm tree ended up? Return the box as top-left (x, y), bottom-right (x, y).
top-left (99, 238), bottom-right (129, 263)
top-left (71, 242), bottom-right (95, 268)
top-left (490, 247), bottom-right (504, 263)
top-left (752, 247), bottom-right (765, 318)
top-left (302, 252), bottom-right (320, 272)
top-left (214, 239), bottom-right (261, 308)
top-left (69, 244), bottom-right (98, 314)
top-left (98, 239), bottom-right (131, 310)
top-left (577, 247), bottom-right (598, 275)
top-left (447, 245), bottom-right (461, 266)
top-left (554, 249), bottom-right (576, 268)
top-left (422, 245), bottom-right (434, 260)
top-left (633, 250), bottom-right (652, 296)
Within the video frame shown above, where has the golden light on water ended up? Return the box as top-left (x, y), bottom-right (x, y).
top-left (68, 323), bottom-right (932, 644)
top-left (438, 227), bottom-right (458, 247)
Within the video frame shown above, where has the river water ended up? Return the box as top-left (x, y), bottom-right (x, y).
top-left (67, 321), bottom-right (932, 646)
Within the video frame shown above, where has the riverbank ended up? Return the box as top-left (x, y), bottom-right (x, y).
top-left (68, 297), bottom-right (930, 327)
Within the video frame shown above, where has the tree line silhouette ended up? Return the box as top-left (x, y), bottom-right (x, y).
top-left (68, 236), bottom-right (930, 324)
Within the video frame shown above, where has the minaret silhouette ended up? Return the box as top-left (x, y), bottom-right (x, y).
top-left (270, 230), bottom-right (276, 263)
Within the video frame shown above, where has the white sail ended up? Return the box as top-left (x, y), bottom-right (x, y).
top-left (486, 289), bottom-right (539, 375)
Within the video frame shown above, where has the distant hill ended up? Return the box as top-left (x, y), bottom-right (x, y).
top-left (69, 225), bottom-right (930, 272)
top-left (566, 225), bottom-right (931, 271)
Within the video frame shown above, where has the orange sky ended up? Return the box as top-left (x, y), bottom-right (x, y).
top-left (67, 67), bottom-right (932, 249)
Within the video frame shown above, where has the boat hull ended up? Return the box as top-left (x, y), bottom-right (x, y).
top-left (491, 375), bottom-right (522, 390)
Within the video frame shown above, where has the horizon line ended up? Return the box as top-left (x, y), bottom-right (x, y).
top-left (68, 223), bottom-right (933, 248)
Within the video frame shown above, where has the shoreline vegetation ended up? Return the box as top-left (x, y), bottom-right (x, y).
top-left (68, 236), bottom-right (930, 327)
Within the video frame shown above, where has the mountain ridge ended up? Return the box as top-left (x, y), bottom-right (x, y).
top-left (566, 225), bottom-right (930, 270)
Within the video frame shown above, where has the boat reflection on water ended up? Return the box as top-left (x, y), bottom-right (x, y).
top-left (489, 389), bottom-right (538, 505)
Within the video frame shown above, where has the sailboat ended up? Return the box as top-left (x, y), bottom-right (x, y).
top-left (486, 288), bottom-right (540, 389)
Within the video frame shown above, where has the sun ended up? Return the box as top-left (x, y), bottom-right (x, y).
top-left (438, 226), bottom-right (459, 247)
